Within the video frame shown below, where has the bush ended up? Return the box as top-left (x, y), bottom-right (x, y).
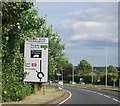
top-left (2, 73), bottom-right (33, 102)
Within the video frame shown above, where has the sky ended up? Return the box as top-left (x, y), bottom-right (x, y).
top-left (34, 2), bottom-right (118, 67)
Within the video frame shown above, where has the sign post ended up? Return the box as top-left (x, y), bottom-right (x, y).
top-left (24, 37), bottom-right (48, 93)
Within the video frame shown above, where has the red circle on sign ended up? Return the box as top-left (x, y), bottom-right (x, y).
top-left (32, 63), bottom-right (37, 67)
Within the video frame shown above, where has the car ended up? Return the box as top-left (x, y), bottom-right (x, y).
top-left (79, 81), bottom-right (85, 84)
top-left (69, 81), bottom-right (76, 84)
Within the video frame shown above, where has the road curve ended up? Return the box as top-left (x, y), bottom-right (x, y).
top-left (60, 86), bottom-right (119, 105)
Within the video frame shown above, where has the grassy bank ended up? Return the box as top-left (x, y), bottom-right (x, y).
top-left (2, 86), bottom-right (65, 105)
top-left (64, 83), bottom-right (120, 91)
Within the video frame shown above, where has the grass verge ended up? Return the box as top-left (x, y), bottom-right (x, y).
top-left (2, 86), bottom-right (65, 105)
top-left (64, 83), bottom-right (120, 91)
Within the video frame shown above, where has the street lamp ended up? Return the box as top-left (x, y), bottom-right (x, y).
top-left (90, 34), bottom-right (108, 86)
top-left (72, 61), bottom-right (74, 84)
top-left (105, 40), bottom-right (108, 87)
top-left (90, 34), bottom-right (94, 84)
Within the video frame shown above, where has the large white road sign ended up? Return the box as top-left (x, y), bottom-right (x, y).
top-left (24, 38), bottom-right (48, 82)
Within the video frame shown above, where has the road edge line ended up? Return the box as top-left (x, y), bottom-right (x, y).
top-left (58, 90), bottom-right (72, 105)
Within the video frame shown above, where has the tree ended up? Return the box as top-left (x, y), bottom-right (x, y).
top-left (78, 60), bottom-right (92, 74)
top-left (2, 2), bottom-right (67, 102)
top-left (2, 2), bottom-right (47, 102)
top-left (44, 26), bottom-right (66, 80)
top-left (63, 63), bottom-right (73, 82)
top-left (109, 73), bottom-right (118, 87)
top-left (108, 65), bottom-right (117, 73)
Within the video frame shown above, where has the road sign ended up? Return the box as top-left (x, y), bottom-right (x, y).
top-left (58, 81), bottom-right (63, 90)
top-left (24, 37), bottom-right (48, 82)
top-left (57, 73), bottom-right (61, 76)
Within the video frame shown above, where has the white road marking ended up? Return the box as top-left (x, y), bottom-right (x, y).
top-left (97, 92), bottom-right (103, 96)
top-left (92, 91), bottom-right (97, 93)
top-left (86, 90), bottom-right (92, 92)
top-left (103, 95), bottom-right (111, 98)
top-left (112, 98), bottom-right (120, 103)
top-left (58, 90), bottom-right (72, 105)
top-left (60, 88), bottom-right (119, 104)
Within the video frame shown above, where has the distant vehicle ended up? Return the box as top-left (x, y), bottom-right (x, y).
top-left (79, 81), bottom-right (85, 84)
top-left (72, 82), bottom-right (76, 84)
top-left (69, 81), bottom-right (76, 84)
top-left (79, 77), bottom-right (85, 84)
top-left (49, 80), bottom-right (52, 84)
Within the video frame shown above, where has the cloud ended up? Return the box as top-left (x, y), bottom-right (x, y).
top-left (70, 34), bottom-right (89, 41)
top-left (34, 2), bottom-right (118, 66)
top-left (59, 4), bottom-right (118, 43)
top-left (70, 33), bottom-right (118, 43)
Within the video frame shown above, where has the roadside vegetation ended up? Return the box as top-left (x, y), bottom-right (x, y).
top-left (64, 83), bottom-right (120, 91)
top-left (62, 60), bottom-right (119, 88)
top-left (2, 85), bottom-right (65, 104)
top-left (2, 2), bottom-right (68, 102)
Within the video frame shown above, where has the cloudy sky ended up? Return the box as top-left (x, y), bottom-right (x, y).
top-left (34, 2), bottom-right (118, 67)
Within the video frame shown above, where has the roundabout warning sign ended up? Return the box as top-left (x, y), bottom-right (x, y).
top-left (24, 38), bottom-right (48, 82)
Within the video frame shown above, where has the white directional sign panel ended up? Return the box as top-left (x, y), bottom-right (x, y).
top-left (24, 38), bottom-right (48, 82)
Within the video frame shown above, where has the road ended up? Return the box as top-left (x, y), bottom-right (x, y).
top-left (60, 86), bottom-right (120, 105)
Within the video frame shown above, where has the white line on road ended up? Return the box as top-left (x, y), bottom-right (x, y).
top-left (112, 98), bottom-right (120, 103)
top-left (103, 95), bottom-right (111, 98)
top-left (92, 91), bottom-right (97, 93)
top-left (97, 92), bottom-right (103, 96)
top-left (58, 90), bottom-right (72, 105)
top-left (62, 87), bottom-right (119, 104)
top-left (89, 90), bottom-right (120, 103)
top-left (86, 90), bottom-right (92, 92)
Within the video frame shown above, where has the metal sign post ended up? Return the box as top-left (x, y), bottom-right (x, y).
top-left (43, 82), bottom-right (45, 95)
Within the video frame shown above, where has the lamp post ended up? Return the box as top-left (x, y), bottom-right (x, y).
top-left (90, 34), bottom-right (94, 84)
top-left (72, 61), bottom-right (74, 84)
top-left (105, 40), bottom-right (108, 87)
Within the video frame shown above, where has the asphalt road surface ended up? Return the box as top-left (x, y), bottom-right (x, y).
top-left (60, 86), bottom-right (120, 105)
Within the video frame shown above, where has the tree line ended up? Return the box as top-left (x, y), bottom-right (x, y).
top-left (62, 60), bottom-right (119, 87)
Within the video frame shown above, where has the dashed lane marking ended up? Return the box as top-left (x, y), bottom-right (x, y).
top-left (61, 88), bottom-right (119, 104)
top-left (103, 95), bottom-right (111, 98)
top-left (92, 91), bottom-right (97, 93)
top-left (112, 98), bottom-right (120, 103)
top-left (86, 90), bottom-right (92, 92)
top-left (97, 92), bottom-right (103, 96)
